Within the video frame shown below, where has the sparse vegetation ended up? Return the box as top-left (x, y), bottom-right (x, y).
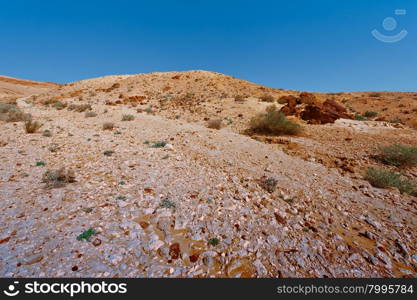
top-left (0, 103), bottom-right (31, 122)
top-left (207, 119), bottom-right (222, 129)
top-left (24, 120), bottom-right (42, 133)
top-left (85, 111), bottom-right (97, 118)
top-left (68, 104), bottom-right (92, 112)
top-left (249, 105), bottom-right (302, 135)
top-left (160, 198), bottom-right (175, 208)
top-left (234, 95), bottom-right (245, 102)
top-left (122, 114), bottom-right (135, 121)
top-left (355, 114), bottom-right (367, 121)
top-left (102, 122), bottom-right (115, 130)
top-left (260, 176), bottom-right (278, 193)
top-left (208, 238), bottom-right (220, 246)
top-left (35, 161), bottom-right (46, 167)
top-left (365, 168), bottom-right (416, 195)
top-left (151, 141), bottom-right (167, 148)
top-left (364, 111), bottom-right (378, 118)
top-left (369, 92), bottom-right (382, 98)
top-left (76, 228), bottom-right (97, 241)
top-left (103, 150), bottom-right (115, 156)
top-left (260, 94), bottom-right (275, 102)
top-left (42, 168), bottom-right (76, 188)
top-left (42, 129), bottom-right (52, 137)
top-left (378, 144), bottom-right (417, 167)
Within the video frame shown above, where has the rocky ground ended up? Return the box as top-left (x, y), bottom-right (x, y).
top-left (0, 71), bottom-right (416, 277)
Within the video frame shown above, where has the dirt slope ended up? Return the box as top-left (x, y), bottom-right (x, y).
top-left (0, 75), bottom-right (59, 101)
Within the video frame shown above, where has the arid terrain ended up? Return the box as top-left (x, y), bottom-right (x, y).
top-left (0, 71), bottom-right (416, 278)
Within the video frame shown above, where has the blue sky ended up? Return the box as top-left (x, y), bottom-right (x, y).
top-left (0, 0), bottom-right (416, 92)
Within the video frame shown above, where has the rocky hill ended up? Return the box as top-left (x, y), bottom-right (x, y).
top-left (0, 71), bottom-right (416, 278)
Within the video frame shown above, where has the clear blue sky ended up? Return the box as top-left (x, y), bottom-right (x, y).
top-left (0, 0), bottom-right (416, 92)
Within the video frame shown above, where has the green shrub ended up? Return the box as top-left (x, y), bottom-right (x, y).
top-left (355, 114), bottom-right (367, 121)
top-left (378, 144), bottom-right (417, 167)
top-left (364, 111), bottom-right (378, 118)
top-left (249, 105), bottom-right (302, 135)
top-left (365, 168), bottom-right (416, 195)
top-left (76, 228), bottom-right (97, 241)
top-left (151, 141), bottom-right (167, 148)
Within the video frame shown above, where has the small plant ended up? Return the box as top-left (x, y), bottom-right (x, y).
top-left (48, 143), bottom-right (60, 152)
top-left (144, 106), bottom-right (153, 114)
top-left (369, 92), bottom-right (381, 98)
top-left (234, 95), bottom-right (245, 102)
top-left (151, 141), bottom-right (167, 148)
top-left (160, 198), bottom-right (175, 208)
top-left (68, 104), bottom-right (92, 112)
top-left (260, 94), bottom-right (275, 102)
top-left (259, 176), bottom-right (278, 193)
top-left (207, 119), bottom-right (222, 130)
top-left (35, 161), bottom-right (46, 167)
top-left (24, 120), bottom-right (42, 133)
top-left (42, 168), bottom-right (76, 188)
top-left (377, 144), bottom-right (417, 168)
top-left (143, 140), bottom-right (150, 145)
top-left (42, 129), bottom-right (52, 137)
top-left (102, 122), bottom-right (115, 130)
top-left (85, 111), bottom-right (97, 118)
top-left (76, 228), bottom-right (97, 241)
top-left (122, 114), bottom-right (135, 121)
top-left (103, 150), bottom-right (115, 156)
top-left (0, 103), bottom-right (31, 122)
top-left (116, 195), bottom-right (127, 201)
top-left (224, 117), bottom-right (233, 125)
top-left (249, 105), bottom-right (302, 136)
top-left (208, 238), bottom-right (220, 246)
top-left (355, 114), bottom-right (367, 121)
top-left (365, 168), bottom-right (416, 195)
top-left (364, 111), bottom-right (378, 118)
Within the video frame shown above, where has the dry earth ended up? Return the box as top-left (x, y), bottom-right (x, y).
top-left (0, 71), bottom-right (416, 277)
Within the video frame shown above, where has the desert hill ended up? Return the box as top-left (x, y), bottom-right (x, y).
top-left (0, 75), bottom-right (59, 101)
top-left (0, 71), bottom-right (416, 278)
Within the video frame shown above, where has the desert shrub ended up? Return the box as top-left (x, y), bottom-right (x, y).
top-left (369, 92), bottom-right (381, 98)
top-left (364, 111), bottom-right (378, 118)
top-left (365, 168), bottom-right (416, 195)
top-left (42, 168), bottom-right (76, 188)
top-left (102, 122), bottom-right (114, 130)
top-left (207, 119), bottom-right (222, 129)
top-left (85, 111), bottom-right (97, 118)
top-left (260, 177), bottom-right (278, 193)
top-left (378, 144), bottom-right (417, 167)
top-left (24, 120), bottom-right (42, 133)
top-left (42, 129), bottom-right (52, 137)
top-left (260, 95), bottom-right (275, 102)
top-left (122, 114), bottom-right (135, 121)
top-left (68, 104), bottom-right (92, 112)
top-left (0, 103), bottom-right (31, 122)
top-left (249, 105), bottom-right (302, 135)
top-left (355, 114), bottom-right (367, 121)
top-left (234, 95), bottom-right (246, 102)
top-left (151, 141), bottom-right (167, 148)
